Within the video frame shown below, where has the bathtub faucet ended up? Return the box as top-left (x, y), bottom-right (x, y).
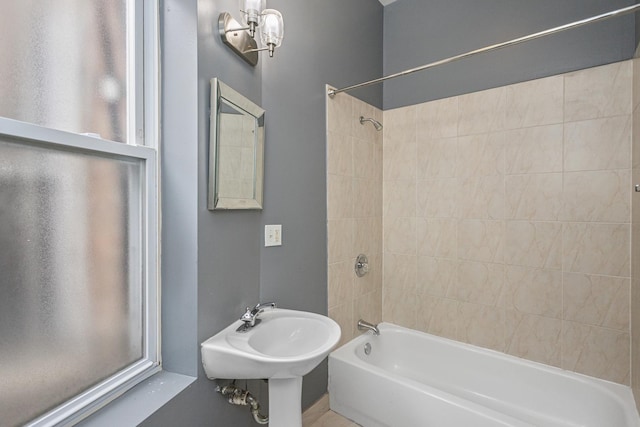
top-left (238, 302), bottom-right (276, 331)
top-left (357, 319), bottom-right (380, 336)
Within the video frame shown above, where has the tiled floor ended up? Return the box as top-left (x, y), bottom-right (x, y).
top-left (308, 410), bottom-right (361, 427)
top-left (302, 394), bottom-right (361, 427)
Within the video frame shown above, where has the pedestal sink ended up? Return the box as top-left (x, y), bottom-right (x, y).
top-left (201, 308), bottom-right (341, 427)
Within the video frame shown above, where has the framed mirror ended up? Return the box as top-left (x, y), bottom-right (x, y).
top-left (208, 78), bottom-right (265, 210)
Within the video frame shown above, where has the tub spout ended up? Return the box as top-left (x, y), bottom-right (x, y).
top-left (358, 319), bottom-right (380, 336)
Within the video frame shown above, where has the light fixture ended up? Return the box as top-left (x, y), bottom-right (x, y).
top-left (219, 0), bottom-right (285, 66)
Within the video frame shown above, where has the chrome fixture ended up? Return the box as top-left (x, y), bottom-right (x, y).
top-left (217, 383), bottom-right (269, 425)
top-left (328, 4), bottom-right (640, 97)
top-left (359, 116), bottom-right (383, 131)
top-left (355, 254), bottom-right (370, 277)
top-left (364, 342), bottom-right (372, 355)
top-left (358, 319), bottom-right (380, 336)
top-left (238, 302), bottom-right (276, 331)
top-left (219, 1), bottom-right (284, 66)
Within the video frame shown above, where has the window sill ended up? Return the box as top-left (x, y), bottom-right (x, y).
top-left (77, 371), bottom-right (196, 427)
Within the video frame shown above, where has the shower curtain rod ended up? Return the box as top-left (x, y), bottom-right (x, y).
top-left (327, 3), bottom-right (640, 98)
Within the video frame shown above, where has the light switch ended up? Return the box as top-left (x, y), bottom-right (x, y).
top-left (265, 224), bottom-right (282, 247)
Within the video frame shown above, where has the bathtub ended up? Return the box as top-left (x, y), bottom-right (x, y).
top-left (329, 323), bottom-right (640, 427)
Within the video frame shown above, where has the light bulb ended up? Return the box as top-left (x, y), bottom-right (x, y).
top-left (240, 0), bottom-right (265, 37)
top-left (260, 9), bottom-right (284, 57)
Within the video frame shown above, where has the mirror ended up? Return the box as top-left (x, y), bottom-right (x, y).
top-left (208, 78), bottom-right (265, 210)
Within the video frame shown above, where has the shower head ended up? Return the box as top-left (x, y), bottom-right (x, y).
top-left (359, 116), bottom-right (383, 131)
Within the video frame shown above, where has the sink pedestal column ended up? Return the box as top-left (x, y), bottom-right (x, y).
top-left (268, 377), bottom-right (303, 427)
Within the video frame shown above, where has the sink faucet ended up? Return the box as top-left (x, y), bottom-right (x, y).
top-left (357, 319), bottom-right (380, 336)
top-left (239, 302), bottom-right (276, 330)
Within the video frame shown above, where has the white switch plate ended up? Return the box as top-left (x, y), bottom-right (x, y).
top-left (265, 224), bottom-right (282, 247)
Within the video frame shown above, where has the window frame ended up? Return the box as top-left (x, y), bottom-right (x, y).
top-left (0, 0), bottom-right (161, 425)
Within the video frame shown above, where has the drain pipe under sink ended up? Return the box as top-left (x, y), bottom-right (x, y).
top-left (217, 383), bottom-right (269, 425)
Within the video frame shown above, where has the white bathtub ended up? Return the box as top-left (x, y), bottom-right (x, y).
top-left (329, 323), bottom-right (640, 427)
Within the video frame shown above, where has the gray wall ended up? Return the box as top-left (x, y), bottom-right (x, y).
top-left (259, 0), bottom-right (382, 408)
top-left (158, 0), bottom-right (199, 379)
top-left (636, 0), bottom-right (640, 48)
top-left (143, 0), bottom-right (264, 425)
top-left (383, 0), bottom-right (637, 109)
top-left (142, 0), bottom-right (382, 426)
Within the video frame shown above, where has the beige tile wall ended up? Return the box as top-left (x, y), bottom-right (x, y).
top-left (326, 87), bottom-right (383, 348)
top-left (632, 56), bottom-right (640, 408)
top-left (326, 61), bottom-right (635, 387)
top-left (382, 61), bottom-right (633, 385)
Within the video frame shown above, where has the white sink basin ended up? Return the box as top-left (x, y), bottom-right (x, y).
top-left (201, 308), bottom-right (341, 380)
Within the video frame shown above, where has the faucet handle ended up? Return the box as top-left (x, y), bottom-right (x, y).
top-left (238, 303), bottom-right (275, 331)
top-left (241, 306), bottom-right (253, 321)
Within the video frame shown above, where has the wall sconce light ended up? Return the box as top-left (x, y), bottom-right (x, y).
top-left (219, 0), bottom-right (284, 66)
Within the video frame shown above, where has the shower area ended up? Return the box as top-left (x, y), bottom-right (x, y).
top-left (326, 0), bottom-right (640, 413)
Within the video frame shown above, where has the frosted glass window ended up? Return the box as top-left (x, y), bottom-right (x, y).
top-left (0, 137), bottom-right (143, 427)
top-left (0, 1), bottom-right (128, 142)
